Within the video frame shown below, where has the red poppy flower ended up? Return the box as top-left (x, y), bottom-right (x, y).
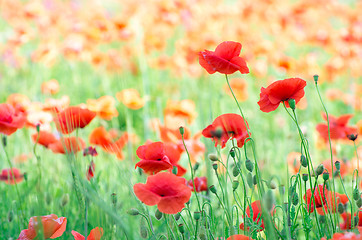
top-left (135, 142), bottom-right (173, 174)
top-left (72, 227), bottom-right (103, 240)
top-left (257, 78), bottom-right (306, 113)
top-left (239, 200), bottom-right (273, 231)
top-left (0, 103), bottom-right (26, 136)
top-left (303, 185), bottom-right (348, 214)
top-left (133, 172), bottom-right (191, 214)
top-left (0, 168), bottom-right (24, 184)
top-left (202, 113), bottom-right (249, 148)
top-left (31, 131), bottom-right (58, 148)
top-left (48, 137), bottom-right (86, 154)
top-left (186, 177), bottom-right (208, 192)
top-left (227, 235), bottom-right (250, 240)
top-left (316, 114), bottom-right (357, 141)
top-left (199, 41), bottom-right (249, 75)
top-left (17, 214), bottom-right (67, 240)
top-left (54, 106), bottom-right (96, 134)
top-left (86, 161), bottom-right (95, 181)
top-left (321, 227), bottom-right (362, 240)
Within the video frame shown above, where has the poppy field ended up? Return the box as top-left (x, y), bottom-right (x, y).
top-left (1, 0), bottom-right (362, 239)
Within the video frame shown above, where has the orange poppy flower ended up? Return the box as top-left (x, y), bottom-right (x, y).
top-left (86, 96), bottom-right (118, 120)
top-left (31, 131), bottom-right (58, 148)
top-left (41, 79), bottom-right (60, 95)
top-left (324, 225), bottom-right (362, 239)
top-left (48, 137), bottom-right (86, 154)
top-left (43, 96), bottom-right (70, 113)
top-left (6, 93), bottom-right (31, 112)
top-left (54, 106), bottom-right (96, 134)
top-left (199, 41), bottom-right (249, 75)
top-left (17, 214), bottom-right (67, 240)
top-left (72, 227), bottom-right (104, 240)
top-left (258, 78), bottom-right (307, 113)
top-left (133, 172), bottom-right (191, 214)
top-left (287, 152), bottom-right (301, 175)
top-left (116, 89), bottom-right (144, 110)
top-left (0, 103), bottom-right (26, 136)
top-left (164, 99), bottom-right (197, 125)
top-left (0, 168), bottom-right (24, 184)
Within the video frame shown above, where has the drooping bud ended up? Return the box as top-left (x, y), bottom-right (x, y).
top-left (175, 213), bottom-right (181, 221)
top-left (353, 188), bottom-right (360, 201)
top-left (232, 166), bottom-right (240, 177)
top-left (337, 203), bottom-right (345, 214)
top-left (300, 155), bottom-right (307, 168)
top-left (264, 190), bottom-right (275, 212)
top-left (253, 175), bottom-right (257, 186)
top-left (245, 159), bottom-right (254, 172)
top-left (193, 162), bottom-right (200, 171)
top-left (269, 181), bottom-right (277, 189)
top-left (155, 209), bottom-right (163, 220)
top-left (230, 149), bottom-right (236, 158)
top-left (316, 164), bottom-right (324, 176)
top-left (288, 99), bottom-right (296, 111)
top-left (357, 198), bottom-right (362, 208)
top-left (209, 185), bottom-right (217, 194)
top-left (127, 208), bottom-right (140, 216)
top-left (208, 154), bottom-right (218, 162)
top-left (291, 193), bottom-right (299, 206)
top-left (232, 180), bottom-right (239, 191)
top-left (140, 218), bottom-right (148, 238)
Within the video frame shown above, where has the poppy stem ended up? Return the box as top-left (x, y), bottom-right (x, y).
top-left (224, 74), bottom-right (251, 138)
top-left (314, 78), bottom-right (339, 230)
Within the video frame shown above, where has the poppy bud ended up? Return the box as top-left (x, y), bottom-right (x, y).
top-left (357, 198), bottom-right (362, 208)
top-left (175, 213), bottom-right (181, 221)
top-left (230, 149), bottom-right (236, 158)
top-left (2, 135), bottom-right (6, 147)
top-left (178, 224), bottom-right (185, 234)
top-left (179, 126), bottom-right (184, 135)
top-left (322, 172), bottom-right (329, 181)
top-left (155, 209), bottom-right (163, 220)
top-left (111, 193), bottom-right (117, 206)
top-left (140, 218), bottom-right (148, 238)
top-left (353, 188), bottom-right (360, 201)
top-left (300, 155), bottom-right (307, 168)
top-left (232, 166), bottom-right (240, 177)
top-left (316, 164), bottom-right (324, 176)
top-left (60, 193), bottom-right (69, 207)
top-left (253, 175), bottom-right (257, 186)
top-left (302, 174), bottom-right (308, 182)
top-left (337, 203), bottom-right (345, 214)
top-left (269, 181), bottom-right (277, 189)
top-left (208, 154), bottom-right (218, 162)
top-left (199, 233), bottom-right (207, 240)
top-left (214, 127), bottom-right (223, 139)
top-left (313, 74), bottom-right (319, 84)
top-left (212, 163), bottom-right (218, 171)
top-left (354, 215), bottom-right (359, 227)
top-left (36, 123), bottom-right (40, 133)
top-left (209, 185), bottom-right (217, 194)
top-left (347, 134), bottom-right (358, 141)
top-left (335, 161), bottom-right (341, 171)
top-left (288, 99), bottom-right (296, 111)
top-left (194, 211), bottom-right (201, 221)
top-left (193, 162), bottom-right (200, 171)
top-left (232, 180), bottom-right (239, 191)
top-left (291, 193), bottom-right (299, 206)
top-left (245, 159), bottom-right (254, 172)
top-left (279, 185), bottom-right (285, 195)
top-left (127, 208), bottom-right (140, 216)
top-left (265, 190), bottom-right (275, 212)
top-left (8, 210), bottom-right (13, 222)
top-left (172, 166), bottom-right (178, 175)
top-left (247, 173), bottom-right (253, 188)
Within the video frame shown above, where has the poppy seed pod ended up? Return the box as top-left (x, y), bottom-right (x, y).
top-left (322, 172), bottom-right (329, 181)
top-left (354, 215), bottom-right (360, 227)
top-left (209, 185), bottom-right (217, 194)
top-left (313, 74), bottom-right (319, 83)
top-left (335, 161), bottom-right (341, 171)
top-left (337, 203), bottom-right (345, 214)
top-left (357, 198), bottom-right (362, 208)
top-left (193, 162), bottom-right (200, 171)
top-left (232, 180), bottom-right (239, 190)
top-left (2, 135), bottom-right (6, 147)
top-left (353, 188), bottom-right (360, 201)
top-left (172, 166), bottom-right (178, 175)
top-left (194, 211), bottom-right (201, 221)
top-left (127, 208), bottom-right (140, 216)
top-left (302, 174), bottom-right (308, 182)
top-left (253, 175), bottom-right (257, 185)
top-left (208, 154), bottom-right (218, 162)
top-left (316, 164), bottom-right (324, 176)
top-left (178, 224), bottom-right (185, 234)
top-left (155, 209), bottom-right (163, 220)
top-left (179, 126), bottom-right (184, 135)
top-left (347, 134), bottom-right (358, 141)
top-left (245, 159), bottom-right (254, 172)
top-left (300, 155), bottom-right (307, 168)
top-left (319, 215), bottom-right (326, 224)
top-left (212, 163), bottom-right (218, 171)
top-left (288, 99), bottom-right (296, 111)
